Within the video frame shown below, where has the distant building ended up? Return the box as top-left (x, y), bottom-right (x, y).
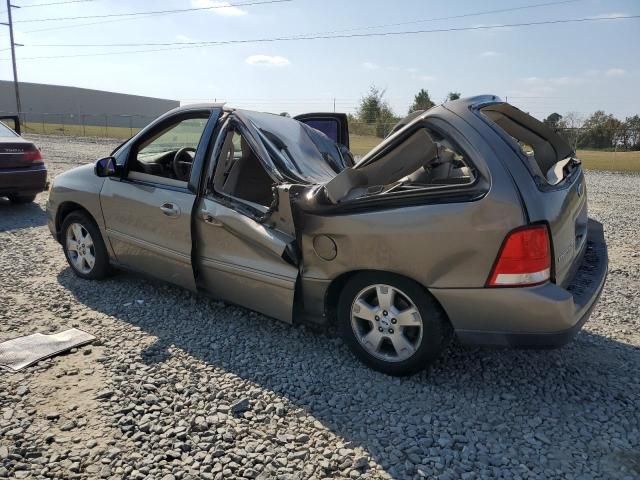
top-left (0, 80), bottom-right (179, 128)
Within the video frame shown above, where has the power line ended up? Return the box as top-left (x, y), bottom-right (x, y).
top-left (17, 0), bottom-right (96, 8)
top-left (13, 0), bottom-right (292, 23)
top-left (287, 0), bottom-right (587, 38)
top-left (12, 14), bottom-right (640, 53)
top-left (17, 9), bottom-right (193, 34)
top-left (1, 0), bottom-right (585, 36)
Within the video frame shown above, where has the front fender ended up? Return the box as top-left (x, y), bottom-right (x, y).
top-left (47, 163), bottom-right (107, 243)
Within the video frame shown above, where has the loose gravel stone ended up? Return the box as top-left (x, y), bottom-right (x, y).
top-left (0, 135), bottom-right (639, 480)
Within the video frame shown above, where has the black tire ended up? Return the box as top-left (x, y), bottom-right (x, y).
top-left (337, 272), bottom-right (452, 376)
top-left (61, 211), bottom-right (111, 280)
top-left (8, 193), bottom-right (37, 204)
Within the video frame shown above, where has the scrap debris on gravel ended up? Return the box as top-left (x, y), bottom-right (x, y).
top-left (1, 134), bottom-right (639, 480)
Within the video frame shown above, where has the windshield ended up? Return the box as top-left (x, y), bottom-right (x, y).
top-left (238, 110), bottom-right (345, 184)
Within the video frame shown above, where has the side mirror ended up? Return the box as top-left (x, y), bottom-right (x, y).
top-left (94, 157), bottom-right (117, 177)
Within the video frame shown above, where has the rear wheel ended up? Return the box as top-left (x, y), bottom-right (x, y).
top-left (337, 272), bottom-right (451, 376)
top-left (61, 211), bottom-right (111, 280)
top-left (8, 193), bottom-right (36, 204)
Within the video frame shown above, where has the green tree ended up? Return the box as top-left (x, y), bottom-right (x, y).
top-left (578, 111), bottom-right (622, 150)
top-left (543, 112), bottom-right (562, 129)
top-left (376, 105), bottom-right (397, 138)
top-left (622, 115), bottom-right (640, 150)
top-left (409, 88), bottom-right (435, 113)
top-left (356, 85), bottom-right (398, 138)
top-left (557, 112), bottom-right (584, 151)
top-left (447, 91), bottom-right (461, 101)
top-left (356, 85), bottom-right (387, 124)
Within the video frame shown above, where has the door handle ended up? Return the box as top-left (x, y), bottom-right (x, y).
top-left (201, 210), bottom-right (222, 226)
top-left (160, 202), bottom-right (180, 217)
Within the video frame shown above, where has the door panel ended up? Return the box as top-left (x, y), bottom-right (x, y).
top-left (195, 197), bottom-right (298, 322)
top-left (100, 178), bottom-right (196, 289)
top-left (294, 113), bottom-right (349, 148)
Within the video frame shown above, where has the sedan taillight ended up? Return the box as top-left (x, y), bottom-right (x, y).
top-left (487, 224), bottom-right (551, 287)
top-left (23, 147), bottom-right (43, 163)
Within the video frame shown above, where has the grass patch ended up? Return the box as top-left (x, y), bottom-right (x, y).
top-left (576, 150), bottom-right (640, 173)
top-left (350, 134), bottom-right (382, 156)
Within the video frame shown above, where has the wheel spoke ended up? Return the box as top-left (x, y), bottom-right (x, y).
top-left (67, 243), bottom-right (78, 252)
top-left (72, 254), bottom-right (84, 269)
top-left (375, 285), bottom-right (395, 311)
top-left (84, 253), bottom-right (95, 269)
top-left (83, 236), bottom-right (94, 248)
top-left (72, 224), bottom-right (83, 242)
top-left (352, 299), bottom-right (379, 323)
top-left (389, 333), bottom-right (416, 359)
top-left (361, 329), bottom-right (384, 353)
top-left (393, 306), bottom-right (421, 326)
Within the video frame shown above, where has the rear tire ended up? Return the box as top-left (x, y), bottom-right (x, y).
top-left (337, 272), bottom-right (451, 376)
top-left (8, 193), bottom-right (37, 204)
top-left (61, 211), bottom-right (111, 280)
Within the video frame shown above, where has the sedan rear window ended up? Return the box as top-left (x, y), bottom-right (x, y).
top-left (0, 121), bottom-right (18, 137)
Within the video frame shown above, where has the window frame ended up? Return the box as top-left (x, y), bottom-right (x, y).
top-left (121, 111), bottom-right (211, 190)
top-left (204, 117), bottom-right (278, 221)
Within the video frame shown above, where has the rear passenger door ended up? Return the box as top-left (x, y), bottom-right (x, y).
top-left (194, 120), bottom-right (299, 323)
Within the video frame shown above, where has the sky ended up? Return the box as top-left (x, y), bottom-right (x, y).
top-left (1, 0), bottom-right (639, 121)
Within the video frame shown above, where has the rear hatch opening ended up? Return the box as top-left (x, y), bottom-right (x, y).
top-left (480, 103), bottom-right (581, 186)
top-left (478, 102), bottom-right (589, 287)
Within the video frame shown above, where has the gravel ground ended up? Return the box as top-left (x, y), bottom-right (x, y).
top-left (1, 134), bottom-right (639, 480)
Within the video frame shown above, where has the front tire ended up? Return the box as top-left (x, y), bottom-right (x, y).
top-left (337, 272), bottom-right (451, 376)
top-left (8, 193), bottom-right (37, 204)
top-left (61, 211), bottom-right (111, 280)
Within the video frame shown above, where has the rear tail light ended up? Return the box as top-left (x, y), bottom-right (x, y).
top-left (23, 148), bottom-right (43, 163)
top-left (487, 224), bottom-right (551, 287)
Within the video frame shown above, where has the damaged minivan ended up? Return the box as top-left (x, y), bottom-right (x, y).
top-left (47, 96), bottom-right (608, 375)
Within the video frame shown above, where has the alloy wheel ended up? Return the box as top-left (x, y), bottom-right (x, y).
top-left (65, 222), bottom-right (96, 275)
top-left (350, 284), bottom-right (424, 363)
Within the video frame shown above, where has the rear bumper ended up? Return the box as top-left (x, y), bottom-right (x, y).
top-left (433, 219), bottom-right (608, 348)
top-left (0, 164), bottom-right (48, 195)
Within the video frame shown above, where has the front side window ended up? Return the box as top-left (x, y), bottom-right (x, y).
top-left (128, 116), bottom-right (208, 185)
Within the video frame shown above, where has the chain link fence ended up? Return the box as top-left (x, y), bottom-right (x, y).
top-left (0, 111), bottom-right (157, 139)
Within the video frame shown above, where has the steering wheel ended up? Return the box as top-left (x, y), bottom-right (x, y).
top-left (172, 147), bottom-right (195, 181)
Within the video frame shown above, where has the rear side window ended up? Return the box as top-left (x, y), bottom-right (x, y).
top-left (480, 103), bottom-right (577, 185)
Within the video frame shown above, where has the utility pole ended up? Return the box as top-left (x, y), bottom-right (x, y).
top-left (2, 0), bottom-right (22, 123)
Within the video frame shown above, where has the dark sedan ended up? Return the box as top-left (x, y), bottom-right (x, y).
top-left (0, 116), bottom-right (47, 203)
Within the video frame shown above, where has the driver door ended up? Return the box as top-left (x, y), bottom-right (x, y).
top-left (99, 110), bottom-right (213, 290)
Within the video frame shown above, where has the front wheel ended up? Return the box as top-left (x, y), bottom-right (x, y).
top-left (337, 272), bottom-right (452, 376)
top-left (61, 211), bottom-right (111, 280)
